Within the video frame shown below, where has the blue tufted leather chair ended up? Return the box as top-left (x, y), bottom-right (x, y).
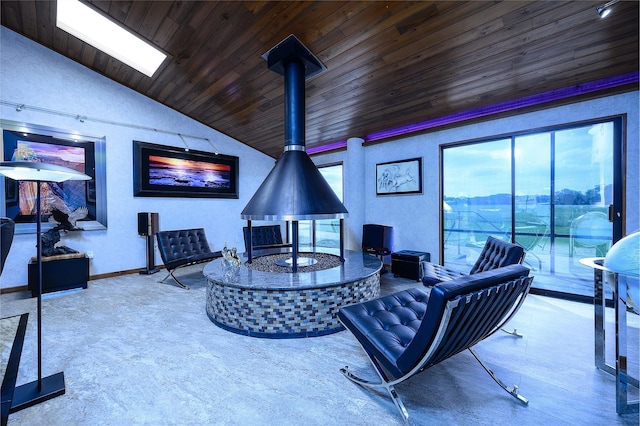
top-left (156, 228), bottom-right (221, 289)
top-left (339, 264), bottom-right (533, 423)
top-left (242, 225), bottom-right (291, 252)
top-left (422, 236), bottom-right (525, 286)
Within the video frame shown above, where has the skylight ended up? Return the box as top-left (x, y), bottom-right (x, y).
top-left (56, 0), bottom-right (166, 77)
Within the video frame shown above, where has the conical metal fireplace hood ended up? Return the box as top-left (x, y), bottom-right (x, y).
top-left (241, 35), bottom-right (348, 221)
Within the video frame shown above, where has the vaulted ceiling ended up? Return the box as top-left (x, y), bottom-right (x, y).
top-left (1, 1), bottom-right (638, 158)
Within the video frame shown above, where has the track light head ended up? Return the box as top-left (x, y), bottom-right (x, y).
top-left (595, 0), bottom-right (620, 18)
top-left (596, 5), bottom-right (611, 18)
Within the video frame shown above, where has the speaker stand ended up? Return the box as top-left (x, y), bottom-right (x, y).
top-left (140, 234), bottom-right (159, 275)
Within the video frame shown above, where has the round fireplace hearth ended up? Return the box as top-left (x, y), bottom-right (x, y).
top-left (203, 249), bottom-right (382, 338)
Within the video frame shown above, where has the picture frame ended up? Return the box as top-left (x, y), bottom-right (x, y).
top-left (1, 120), bottom-right (108, 234)
top-left (133, 140), bottom-right (239, 198)
top-left (376, 157), bottom-right (422, 195)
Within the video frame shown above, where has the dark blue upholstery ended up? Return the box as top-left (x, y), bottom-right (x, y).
top-left (421, 262), bottom-right (465, 285)
top-left (421, 236), bottom-right (525, 286)
top-left (469, 236), bottom-right (526, 274)
top-left (1, 217), bottom-right (15, 276)
top-left (338, 287), bottom-right (429, 377)
top-left (243, 225), bottom-right (291, 251)
top-left (156, 228), bottom-right (221, 274)
top-left (339, 264), bottom-right (531, 378)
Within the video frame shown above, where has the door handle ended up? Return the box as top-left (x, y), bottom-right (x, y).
top-left (608, 204), bottom-right (620, 222)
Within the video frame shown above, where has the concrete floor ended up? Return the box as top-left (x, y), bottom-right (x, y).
top-left (1, 266), bottom-right (638, 426)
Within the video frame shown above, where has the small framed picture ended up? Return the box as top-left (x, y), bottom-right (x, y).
top-left (376, 157), bottom-right (422, 195)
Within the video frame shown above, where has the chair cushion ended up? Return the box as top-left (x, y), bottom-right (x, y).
top-left (243, 225), bottom-right (286, 250)
top-left (156, 228), bottom-right (215, 269)
top-left (338, 287), bottom-right (430, 378)
top-left (469, 236), bottom-right (525, 274)
top-left (421, 262), bottom-right (465, 286)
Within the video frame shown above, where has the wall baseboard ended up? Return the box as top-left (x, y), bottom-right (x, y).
top-left (0, 266), bottom-right (165, 295)
top-left (0, 285), bottom-right (28, 294)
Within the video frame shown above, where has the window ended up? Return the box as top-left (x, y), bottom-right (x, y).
top-left (297, 163), bottom-right (344, 248)
top-left (441, 118), bottom-right (623, 299)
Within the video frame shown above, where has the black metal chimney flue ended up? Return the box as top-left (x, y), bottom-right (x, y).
top-left (284, 58), bottom-right (305, 149)
top-left (241, 35), bottom-right (348, 222)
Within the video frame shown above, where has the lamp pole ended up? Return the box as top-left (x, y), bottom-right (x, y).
top-left (0, 161), bottom-right (91, 413)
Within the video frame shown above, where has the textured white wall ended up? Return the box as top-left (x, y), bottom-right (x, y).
top-left (314, 91), bottom-right (639, 263)
top-left (0, 27), bottom-right (274, 289)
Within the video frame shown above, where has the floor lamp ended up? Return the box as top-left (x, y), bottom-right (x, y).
top-left (0, 161), bottom-right (91, 412)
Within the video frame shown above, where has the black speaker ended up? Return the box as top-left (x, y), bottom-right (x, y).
top-left (362, 224), bottom-right (393, 255)
top-left (138, 212), bottom-right (159, 236)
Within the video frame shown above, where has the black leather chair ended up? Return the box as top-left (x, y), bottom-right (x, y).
top-left (339, 264), bottom-right (533, 424)
top-left (422, 235), bottom-right (525, 286)
top-left (1, 217), bottom-right (15, 276)
top-left (242, 225), bottom-right (291, 252)
top-left (156, 228), bottom-right (221, 289)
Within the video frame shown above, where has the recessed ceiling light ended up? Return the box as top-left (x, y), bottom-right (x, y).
top-left (56, 0), bottom-right (166, 77)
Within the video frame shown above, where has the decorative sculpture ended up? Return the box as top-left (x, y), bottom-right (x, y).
top-left (41, 207), bottom-right (88, 257)
top-left (222, 243), bottom-right (241, 267)
top-left (221, 243), bottom-right (241, 282)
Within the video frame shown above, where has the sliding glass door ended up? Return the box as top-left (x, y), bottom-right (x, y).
top-left (442, 138), bottom-right (512, 270)
top-left (442, 118), bottom-right (622, 298)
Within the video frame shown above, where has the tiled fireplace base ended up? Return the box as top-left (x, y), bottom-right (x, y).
top-left (203, 250), bottom-right (382, 338)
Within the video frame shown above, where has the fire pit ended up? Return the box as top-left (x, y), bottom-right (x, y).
top-left (246, 252), bottom-right (341, 272)
top-left (203, 249), bottom-right (382, 338)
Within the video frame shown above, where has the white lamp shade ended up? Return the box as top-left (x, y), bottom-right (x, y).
top-left (0, 161), bottom-right (91, 182)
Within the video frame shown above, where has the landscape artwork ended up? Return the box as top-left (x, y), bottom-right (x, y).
top-left (13, 140), bottom-right (88, 217)
top-left (133, 140), bottom-right (239, 198)
top-left (148, 155), bottom-right (231, 189)
top-left (1, 130), bottom-right (97, 228)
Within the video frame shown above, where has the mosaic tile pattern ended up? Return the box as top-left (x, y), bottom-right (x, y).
top-left (206, 274), bottom-right (380, 338)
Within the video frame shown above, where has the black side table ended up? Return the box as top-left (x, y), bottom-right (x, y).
top-left (391, 251), bottom-right (430, 281)
top-left (28, 254), bottom-right (89, 297)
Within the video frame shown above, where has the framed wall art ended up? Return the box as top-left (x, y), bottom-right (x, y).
top-left (1, 120), bottom-right (107, 234)
top-left (376, 157), bottom-right (422, 195)
top-left (133, 140), bottom-right (239, 198)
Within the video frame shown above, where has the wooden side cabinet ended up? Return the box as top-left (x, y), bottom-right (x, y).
top-left (28, 255), bottom-right (89, 297)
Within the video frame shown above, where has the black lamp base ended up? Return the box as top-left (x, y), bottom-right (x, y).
top-left (10, 371), bottom-right (65, 413)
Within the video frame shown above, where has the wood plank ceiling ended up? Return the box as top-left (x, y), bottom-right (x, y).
top-left (1, 1), bottom-right (638, 158)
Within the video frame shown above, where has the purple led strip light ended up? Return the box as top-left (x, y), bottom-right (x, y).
top-left (307, 140), bottom-right (347, 154)
top-left (307, 72), bottom-right (638, 155)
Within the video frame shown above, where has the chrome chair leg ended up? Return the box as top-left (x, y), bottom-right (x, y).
top-left (159, 270), bottom-right (189, 289)
top-left (500, 327), bottom-right (523, 338)
top-left (469, 347), bottom-right (529, 405)
top-left (387, 385), bottom-right (410, 424)
top-left (341, 366), bottom-right (411, 425)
